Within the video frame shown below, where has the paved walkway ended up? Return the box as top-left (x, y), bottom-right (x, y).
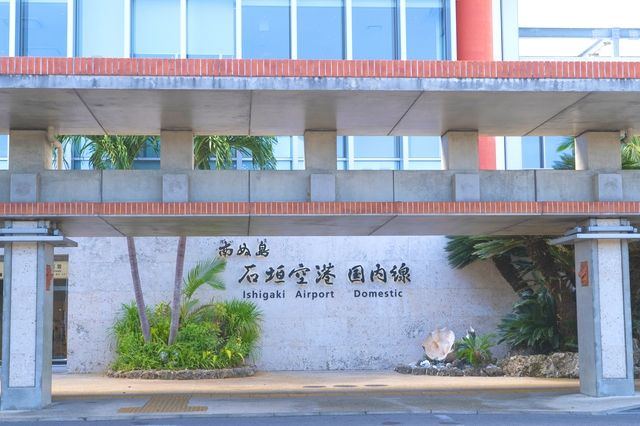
top-left (1, 371), bottom-right (639, 422)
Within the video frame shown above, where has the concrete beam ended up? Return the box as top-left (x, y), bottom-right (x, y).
top-left (304, 131), bottom-right (337, 172)
top-left (441, 131), bottom-right (479, 171)
top-left (160, 131), bottom-right (193, 170)
top-left (575, 132), bottom-right (621, 171)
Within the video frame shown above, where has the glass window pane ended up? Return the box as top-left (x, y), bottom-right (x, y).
top-left (353, 136), bottom-right (398, 158)
top-left (0, 0), bottom-right (8, 56)
top-left (298, 0), bottom-right (343, 59)
top-left (132, 0), bottom-right (180, 58)
top-left (188, 0), bottom-right (235, 58)
top-left (0, 160), bottom-right (7, 169)
top-left (544, 136), bottom-right (570, 168)
top-left (408, 136), bottom-right (440, 158)
top-left (76, 0), bottom-right (124, 57)
top-left (407, 160), bottom-right (440, 170)
top-left (242, 0), bottom-right (290, 59)
top-left (20, 0), bottom-right (67, 56)
top-left (337, 136), bottom-right (346, 158)
top-left (0, 135), bottom-right (8, 157)
top-left (406, 0), bottom-right (444, 59)
top-left (521, 136), bottom-right (542, 169)
top-left (352, 160), bottom-right (399, 170)
top-left (273, 136), bottom-right (292, 158)
top-left (352, 0), bottom-right (396, 59)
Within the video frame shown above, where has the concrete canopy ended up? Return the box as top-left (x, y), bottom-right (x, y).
top-left (0, 58), bottom-right (639, 136)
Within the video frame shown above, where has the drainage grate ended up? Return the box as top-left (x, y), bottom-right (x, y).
top-left (364, 384), bottom-right (389, 387)
top-left (119, 395), bottom-right (207, 414)
top-left (333, 384), bottom-right (357, 388)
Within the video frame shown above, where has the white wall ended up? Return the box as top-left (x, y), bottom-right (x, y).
top-left (58, 236), bottom-right (517, 372)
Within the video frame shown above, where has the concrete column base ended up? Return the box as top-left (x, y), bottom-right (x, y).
top-left (1, 223), bottom-right (54, 410)
top-left (574, 218), bottom-right (635, 397)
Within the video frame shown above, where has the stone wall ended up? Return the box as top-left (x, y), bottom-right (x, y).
top-left (54, 236), bottom-right (516, 372)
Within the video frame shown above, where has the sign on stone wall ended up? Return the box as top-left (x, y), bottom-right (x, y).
top-left (218, 239), bottom-right (410, 301)
top-left (0, 261), bottom-right (68, 280)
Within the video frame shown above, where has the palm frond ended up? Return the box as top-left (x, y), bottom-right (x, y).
top-left (183, 257), bottom-right (227, 300)
top-left (193, 135), bottom-right (277, 170)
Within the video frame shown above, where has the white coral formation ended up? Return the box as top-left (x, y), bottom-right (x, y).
top-left (422, 327), bottom-right (455, 361)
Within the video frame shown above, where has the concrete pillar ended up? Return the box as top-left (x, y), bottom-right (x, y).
top-left (575, 132), bottom-right (621, 171)
top-left (8, 131), bottom-right (52, 173)
top-left (304, 131), bottom-right (337, 202)
top-left (160, 131), bottom-right (193, 202)
top-left (441, 131), bottom-right (480, 201)
top-left (8, 131), bottom-right (52, 202)
top-left (441, 131), bottom-right (479, 171)
top-left (160, 131), bottom-right (194, 170)
top-left (576, 132), bottom-right (623, 202)
top-left (573, 218), bottom-right (635, 396)
top-left (1, 222), bottom-right (54, 410)
top-left (304, 131), bottom-right (337, 171)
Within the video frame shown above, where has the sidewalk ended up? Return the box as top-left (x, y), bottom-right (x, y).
top-left (1, 371), bottom-right (639, 422)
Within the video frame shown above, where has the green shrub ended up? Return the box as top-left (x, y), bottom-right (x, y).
top-left (498, 286), bottom-right (560, 354)
top-left (455, 331), bottom-right (494, 368)
top-left (111, 300), bottom-right (262, 371)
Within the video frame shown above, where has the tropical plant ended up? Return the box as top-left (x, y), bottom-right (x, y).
top-left (497, 284), bottom-right (562, 354)
top-left (455, 329), bottom-right (495, 368)
top-left (111, 257), bottom-right (263, 371)
top-left (57, 133), bottom-right (277, 346)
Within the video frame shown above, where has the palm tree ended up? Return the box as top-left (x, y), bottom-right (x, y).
top-left (446, 135), bottom-right (640, 345)
top-left (168, 135), bottom-right (276, 345)
top-left (59, 133), bottom-right (277, 346)
top-left (59, 135), bottom-right (159, 342)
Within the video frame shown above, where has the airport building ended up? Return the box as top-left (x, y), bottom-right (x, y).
top-left (1, 0), bottom-right (639, 409)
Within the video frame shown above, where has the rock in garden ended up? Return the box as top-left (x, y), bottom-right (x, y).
top-left (498, 352), bottom-right (579, 378)
top-left (422, 327), bottom-right (455, 361)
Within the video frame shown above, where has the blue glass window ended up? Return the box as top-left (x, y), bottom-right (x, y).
top-left (521, 136), bottom-right (542, 169)
top-left (406, 0), bottom-right (444, 59)
top-left (0, 1), bottom-right (8, 56)
top-left (20, 0), bottom-right (67, 56)
top-left (242, 0), bottom-right (290, 59)
top-left (352, 0), bottom-right (396, 59)
top-left (132, 0), bottom-right (180, 58)
top-left (188, 0), bottom-right (235, 58)
top-left (0, 135), bottom-right (8, 157)
top-left (353, 136), bottom-right (399, 157)
top-left (544, 136), bottom-right (570, 168)
top-left (76, 0), bottom-right (124, 57)
top-left (298, 0), bottom-right (343, 59)
top-left (408, 136), bottom-right (440, 158)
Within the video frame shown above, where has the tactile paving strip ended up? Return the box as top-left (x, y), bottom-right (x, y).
top-left (119, 395), bottom-right (207, 413)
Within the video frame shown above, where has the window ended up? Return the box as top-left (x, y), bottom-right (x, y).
top-left (0, 0), bottom-right (8, 56)
top-left (352, 136), bottom-right (400, 170)
top-left (20, 0), bottom-right (67, 56)
top-left (242, 0), bottom-right (290, 59)
top-left (298, 0), bottom-right (344, 59)
top-left (132, 0), bottom-right (180, 58)
top-left (188, 0), bottom-right (235, 58)
top-left (352, 0), bottom-right (397, 59)
top-left (543, 136), bottom-right (570, 168)
top-left (0, 135), bottom-right (8, 170)
top-left (76, 0), bottom-right (124, 57)
top-left (406, 0), bottom-right (444, 59)
top-left (521, 136), bottom-right (542, 169)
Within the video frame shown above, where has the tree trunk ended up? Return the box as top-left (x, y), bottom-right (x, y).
top-left (492, 255), bottom-right (528, 292)
top-left (127, 236), bottom-right (151, 343)
top-left (168, 236), bottom-right (187, 345)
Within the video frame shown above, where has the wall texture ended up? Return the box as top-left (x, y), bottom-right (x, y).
top-left (58, 235), bottom-right (516, 372)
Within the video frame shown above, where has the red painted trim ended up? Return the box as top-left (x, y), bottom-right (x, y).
top-left (0, 58), bottom-right (638, 80)
top-left (0, 202), bottom-right (638, 217)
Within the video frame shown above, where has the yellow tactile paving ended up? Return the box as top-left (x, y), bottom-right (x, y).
top-left (118, 395), bottom-right (206, 413)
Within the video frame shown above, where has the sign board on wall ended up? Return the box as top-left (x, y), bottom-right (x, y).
top-left (0, 261), bottom-right (68, 280)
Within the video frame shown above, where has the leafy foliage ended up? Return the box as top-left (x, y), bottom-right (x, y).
top-left (497, 285), bottom-right (561, 354)
top-left (111, 257), bottom-right (262, 371)
top-left (193, 135), bottom-right (277, 170)
top-left (455, 331), bottom-right (495, 368)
